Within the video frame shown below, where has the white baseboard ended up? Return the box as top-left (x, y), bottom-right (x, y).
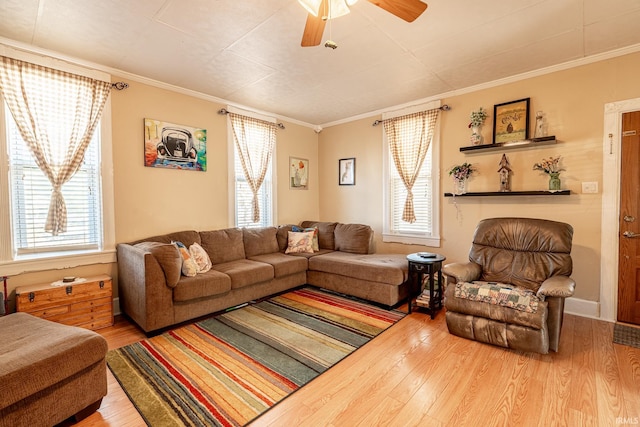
top-left (564, 297), bottom-right (604, 321)
top-left (113, 297), bottom-right (121, 316)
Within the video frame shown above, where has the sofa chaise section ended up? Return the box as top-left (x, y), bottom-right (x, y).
top-left (302, 222), bottom-right (410, 306)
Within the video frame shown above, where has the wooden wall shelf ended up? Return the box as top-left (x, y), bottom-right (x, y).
top-left (460, 136), bottom-right (556, 153)
top-left (444, 190), bottom-right (570, 197)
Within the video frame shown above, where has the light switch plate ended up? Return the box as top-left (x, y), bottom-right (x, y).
top-left (582, 182), bottom-right (598, 193)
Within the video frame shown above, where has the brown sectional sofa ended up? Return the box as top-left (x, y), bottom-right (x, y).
top-left (117, 221), bottom-right (410, 333)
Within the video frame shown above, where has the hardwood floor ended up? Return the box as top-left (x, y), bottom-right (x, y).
top-left (75, 310), bottom-right (640, 427)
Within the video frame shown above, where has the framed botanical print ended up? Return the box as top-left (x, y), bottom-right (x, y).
top-left (290, 157), bottom-right (309, 189)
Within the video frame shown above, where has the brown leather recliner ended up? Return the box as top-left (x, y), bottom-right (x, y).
top-left (442, 217), bottom-right (575, 354)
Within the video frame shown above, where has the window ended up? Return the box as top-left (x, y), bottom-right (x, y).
top-left (6, 108), bottom-right (102, 254)
top-left (0, 49), bottom-right (115, 274)
top-left (233, 149), bottom-right (273, 228)
top-left (227, 109), bottom-right (276, 228)
top-left (382, 102), bottom-right (441, 246)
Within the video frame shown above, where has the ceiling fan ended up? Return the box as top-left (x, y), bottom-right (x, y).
top-left (299, 0), bottom-right (428, 48)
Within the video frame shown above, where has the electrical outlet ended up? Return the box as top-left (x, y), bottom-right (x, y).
top-left (582, 182), bottom-right (598, 194)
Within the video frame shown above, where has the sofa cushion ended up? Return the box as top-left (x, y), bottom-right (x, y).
top-left (213, 259), bottom-right (274, 289)
top-left (132, 230), bottom-right (201, 247)
top-left (285, 248), bottom-right (335, 259)
top-left (172, 270), bottom-right (232, 302)
top-left (285, 231), bottom-right (315, 254)
top-left (308, 251), bottom-right (408, 284)
top-left (133, 241), bottom-right (182, 287)
top-left (334, 223), bottom-right (373, 254)
top-left (444, 284), bottom-right (547, 330)
top-left (301, 221), bottom-right (338, 250)
top-left (243, 227), bottom-right (279, 257)
top-left (276, 225), bottom-right (295, 252)
top-left (249, 253), bottom-right (308, 278)
top-left (200, 228), bottom-right (245, 264)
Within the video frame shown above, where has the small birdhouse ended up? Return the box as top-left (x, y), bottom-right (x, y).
top-left (498, 154), bottom-right (512, 192)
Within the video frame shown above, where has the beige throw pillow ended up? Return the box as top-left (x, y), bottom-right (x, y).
top-left (173, 241), bottom-right (198, 277)
top-left (189, 242), bottom-right (212, 273)
top-left (285, 231), bottom-right (315, 254)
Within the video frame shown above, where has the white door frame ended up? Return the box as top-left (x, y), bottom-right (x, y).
top-left (601, 98), bottom-right (640, 322)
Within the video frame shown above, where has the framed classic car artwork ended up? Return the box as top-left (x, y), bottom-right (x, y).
top-left (144, 118), bottom-right (207, 171)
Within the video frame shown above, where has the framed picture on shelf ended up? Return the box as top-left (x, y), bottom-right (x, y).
top-left (290, 157), bottom-right (309, 190)
top-left (492, 98), bottom-right (530, 144)
top-left (339, 158), bottom-right (355, 185)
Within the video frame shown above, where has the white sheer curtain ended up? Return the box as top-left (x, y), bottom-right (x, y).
top-left (229, 112), bottom-right (276, 223)
top-left (0, 56), bottom-right (111, 235)
top-left (383, 109), bottom-right (440, 223)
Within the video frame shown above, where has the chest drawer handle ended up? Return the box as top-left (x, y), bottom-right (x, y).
top-left (29, 292), bottom-right (35, 302)
top-left (65, 286), bottom-right (72, 295)
top-left (99, 280), bottom-right (104, 289)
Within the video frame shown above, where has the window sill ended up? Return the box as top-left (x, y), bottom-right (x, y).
top-left (0, 249), bottom-right (116, 276)
top-left (382, 233), bottom-right (440, 247)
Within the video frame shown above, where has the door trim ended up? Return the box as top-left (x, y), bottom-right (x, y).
top-left (601, 98), bottom-right (640, 322)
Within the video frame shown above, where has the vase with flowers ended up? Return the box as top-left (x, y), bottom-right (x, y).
top-left (533, 155), bottom-right (565, 191)
top-left (449, 162), bottom-right (476, 194)
top-left (469, 107), bottom-right (489, 145)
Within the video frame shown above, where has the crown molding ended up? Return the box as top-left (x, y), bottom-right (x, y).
top-left (320, 43), bottom-right (640, 129)
top-left (0, 37), bottom-right (316, 130)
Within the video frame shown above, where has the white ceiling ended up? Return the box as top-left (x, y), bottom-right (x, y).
top-left (1, 0), bottom-right (640, 126)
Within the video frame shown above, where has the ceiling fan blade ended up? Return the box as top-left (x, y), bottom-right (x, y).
top-left (367, 0), bottom-right (428, 22)
top-left (301, 0), bottom-right (327, 47)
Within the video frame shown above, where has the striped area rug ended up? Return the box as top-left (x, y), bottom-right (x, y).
top-left (107, 287), bottom-right (405, 426)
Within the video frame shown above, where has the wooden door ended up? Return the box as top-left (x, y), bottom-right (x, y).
top-left (618, 110), bottom-right (640, 325)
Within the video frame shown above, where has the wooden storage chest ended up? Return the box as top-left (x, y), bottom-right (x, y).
top-left (16, 274), bottom-right (113, 330)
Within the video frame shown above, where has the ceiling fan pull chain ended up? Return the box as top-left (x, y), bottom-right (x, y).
top-left (325, 0), bottom-right (339, 49)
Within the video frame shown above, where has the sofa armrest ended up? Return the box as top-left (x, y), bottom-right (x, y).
top-left (116, 244), bottom-right (176, 332)
top-left (537, 275), bottom-right (575, 298)
top-left (442, 262), bottom-right (482, 284)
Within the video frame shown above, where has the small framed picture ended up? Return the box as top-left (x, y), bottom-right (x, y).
top-left (339, 158), bottom-right (355, 186)
top-left (290, 157), bottom-right (309, 190)
top-left (492, 98), bottom-right (530, 144)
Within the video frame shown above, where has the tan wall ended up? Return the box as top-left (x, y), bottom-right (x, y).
top-left (4, 79), bottom-right (320, 305)
top-left (318, 52), bottom-right (640, 303)
top-left (5, 52), bottom-right (639, 309)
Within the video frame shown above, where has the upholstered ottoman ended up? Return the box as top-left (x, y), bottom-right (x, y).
top-left (0, 312), bottom-right (108, 427)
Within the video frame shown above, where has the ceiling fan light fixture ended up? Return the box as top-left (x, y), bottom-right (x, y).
top-left (298, 0), bottom-right (357, 19)
top-left (298, 0), bottom-right (323, 17)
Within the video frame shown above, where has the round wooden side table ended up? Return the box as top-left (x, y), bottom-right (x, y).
top-left (406, 252), bottom-right (446, 318)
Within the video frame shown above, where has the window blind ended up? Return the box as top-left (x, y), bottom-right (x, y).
top-left (389, 144), bottom-right (433, 236)
top-left (7, 107), bottom-right (102, 254)
top-left (233, 141), bottom-right (273, 229)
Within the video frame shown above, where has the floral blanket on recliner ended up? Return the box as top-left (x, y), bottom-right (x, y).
top-left (454, 281), bottom-right (540, 313)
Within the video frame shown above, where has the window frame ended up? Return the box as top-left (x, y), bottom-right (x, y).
top-left (0, 47), bottom-right (116, 275)
top-left (381, 101), bottom-right (441, 247)
top-left (226, 107), bottom-right (277, 228)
